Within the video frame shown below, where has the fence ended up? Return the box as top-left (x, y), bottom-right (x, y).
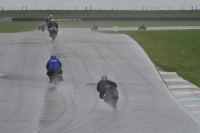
top-left (0, 5), bottom-right (199, 11)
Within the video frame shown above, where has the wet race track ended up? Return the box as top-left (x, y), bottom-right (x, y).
top-left (0, 29), bottom-right (200, 133)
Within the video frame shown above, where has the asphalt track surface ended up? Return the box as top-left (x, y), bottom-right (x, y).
top-left (0, 28), bottom-right (200, 133)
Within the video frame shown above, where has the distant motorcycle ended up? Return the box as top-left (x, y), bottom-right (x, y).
top-left (38, 23), bottom-right (46, 32)
top-left (49, 27), bottom-right (58, 41)
top-left (103, 85), bottom-right (119, 109)
top-left (138, 25), bottom-right (147, 30)
top-left (91, 25), bottom-right (98, 31)
top-left (51, 69), bottom-right (62, 88)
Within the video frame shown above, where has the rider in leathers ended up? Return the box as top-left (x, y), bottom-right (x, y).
top-left (48, 19), bottom-right (58, 37)
top-left (46, 54), bottom-right (63, 83)
top-left (97, 76), bottom-right (117, 99)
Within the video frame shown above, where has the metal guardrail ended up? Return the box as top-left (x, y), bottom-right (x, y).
top-left (0, 17), bottom-right (12, 23)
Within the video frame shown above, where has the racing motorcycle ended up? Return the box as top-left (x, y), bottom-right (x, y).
top-left (38, 24), bottom-right (46, 32)
top-left (51, 69), bottom-right (62, 88)
top-left (41, 25), bottom-right (45, 32)
top-left (49, 27), bottom-right (58, 41)
top-left (103, 85), bottom-right (119, 109)
top-left (91, 24), bottom-right (98, 31)
top-left (138, 25), bottom-right (147, 30)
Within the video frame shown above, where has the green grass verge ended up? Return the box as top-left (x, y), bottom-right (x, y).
top-left (1, 21), bottom-right (200, 33)
top-left (1, 10), bottom-right (200, 18)
top-left (104, 30), bottom-right (200, 87)
top-left (58, 21), bottom-right (200, 27)
top-left (0, 22), bottom-right (38, 33)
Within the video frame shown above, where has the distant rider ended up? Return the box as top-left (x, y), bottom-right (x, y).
top-left (38, 23), bottom-right (46, 31)
top-left (97, 76), bottom-right (117, 99)
top-left (49, 15), bottom-right (54, 20)
top-left (48, 19), bottom-right (58, 37)
top-left (94, 23), bottom-right (98, 30)
top-left (46, 15), bottom-right (54, 27)
top-left (46, 54), bottom-right (63, 83)
top-left (46, 15), bottom-right (54, 24)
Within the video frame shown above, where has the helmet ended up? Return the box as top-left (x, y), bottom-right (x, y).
top-left (50, 15), bottom-right (52, 17)
top-left (101, 76), bottom-right (107, 80)
top-left (51, 54), bottom-right (56, 58)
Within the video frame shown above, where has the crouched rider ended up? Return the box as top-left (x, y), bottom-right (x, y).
top-left (46, 54), bottom-right (63, 83)
top-left (97, 76), bottom-right (117, 99)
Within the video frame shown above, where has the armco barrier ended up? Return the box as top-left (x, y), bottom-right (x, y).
top-left (0, 17), bottom-right (12, 22)
top-left (12, 17), bottom-right (200, 21)
top-left (12, 18), bottom-right (46, 21)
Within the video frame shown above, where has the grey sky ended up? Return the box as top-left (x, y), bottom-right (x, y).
top-left (2, 0), bottom-right (200, 10)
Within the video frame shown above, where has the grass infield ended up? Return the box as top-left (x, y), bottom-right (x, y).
top-left (0, 21), bottom-right (200, 33)
top-left (104, 30), bottom-right (200, 87)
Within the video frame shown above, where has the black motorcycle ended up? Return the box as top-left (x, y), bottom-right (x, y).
top-left (49, 27), bottom-right (58, 41)
top-left (51, 69), bottom-right (62, 88)
top-left (103, 85), bottom-right (119, 109)
top-left (138, 25), bottom-right (147, 30)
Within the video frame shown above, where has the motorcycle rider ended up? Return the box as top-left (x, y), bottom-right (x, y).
top-left (38, 23), bottom-right (46, 31)
top-left (46, 15), bottom-right (54, 27)
top-left (93, 23), bottom-right (98, 30)
top-left (97, 76), bottom-right (117, 99)
top-left (46, 54), bottom-right (63, 83)
top-left (49, 15), bottom-right (54, 20)
top-left (48, 19), bottom-right (58, 37)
